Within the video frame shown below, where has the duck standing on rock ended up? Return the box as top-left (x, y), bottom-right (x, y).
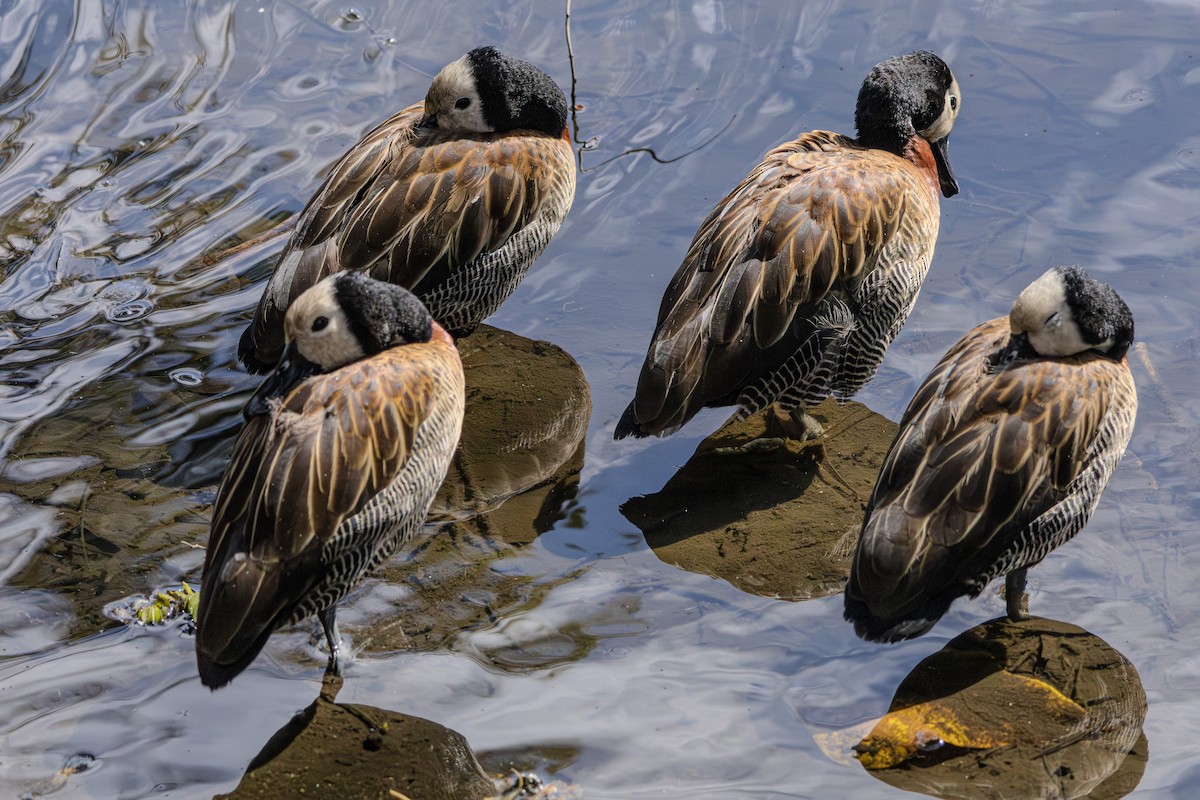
top-left (845, 266), bottom-right (1137, 642)
top-left (197, 273), bottom-right (465, 689)
top-left (616, 51), bottom-right (961, 441)
top-left (239, 46), bottom-right (576, 373)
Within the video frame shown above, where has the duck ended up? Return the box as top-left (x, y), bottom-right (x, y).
top-left (238, 46), bottom-right (576, 373)
top-left (197, 272), bottom-right (465, 688)
top-left (844, 266), bottom-right (1137, 642)
top-left (614, 51), bottom-right (961, 441)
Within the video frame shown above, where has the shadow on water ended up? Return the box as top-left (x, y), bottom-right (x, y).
top-left (621, 398), bottom-right (896, 600)
top-left (819, 617), bottom-right (1147, 799)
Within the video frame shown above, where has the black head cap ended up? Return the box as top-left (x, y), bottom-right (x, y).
top-left (333, 272), bottom-right (434, 355)
top-left (1057, 266), bottom-right (1135, 360)
top-left (466, 46), bottom-right (568, 135)
top-left (855, 51), bottom-right (956, 151)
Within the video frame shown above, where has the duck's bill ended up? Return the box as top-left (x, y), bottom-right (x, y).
top-left (245, 342), bottom-right (320, 419)
top-left (932, 135), bottom-right (958, 198)
top-left (995, 332), bottom-right (1032, 367)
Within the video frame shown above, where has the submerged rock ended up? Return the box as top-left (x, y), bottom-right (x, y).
top-left (430, 323), bottom-right (591, 527)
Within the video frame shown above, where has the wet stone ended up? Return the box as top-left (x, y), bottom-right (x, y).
top-left (855, 617), bottom-right (1148, 799)
top-left (621, 398), bottom-right (897, 600)
top-left (430, 323), bottom-right (591, 527)
top-left (216, 680), bottom-right (495, 800)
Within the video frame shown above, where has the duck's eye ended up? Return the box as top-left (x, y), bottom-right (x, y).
top-left (454, 97), bottom-right (471, 110)
top-left (311, 316), bottom-right (329, 332)
top-left (1044, 311), bottom-right (1061, 327)
top-left (949, 95), bottom-right (958, 112)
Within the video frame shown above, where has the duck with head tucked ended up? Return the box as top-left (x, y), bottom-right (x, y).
top-left (197, 273), bottom-right (465, 689)
top-left (615, 51), bottom-right (961, 441)
top-left (239, 46), bottom-right (575, 373)
top-left (844, 266), bottom-right (1137, 642)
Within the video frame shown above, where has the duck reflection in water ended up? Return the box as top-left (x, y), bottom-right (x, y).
top-left (847, 616), bottom-right (1147, 800)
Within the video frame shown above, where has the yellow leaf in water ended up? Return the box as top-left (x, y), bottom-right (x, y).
top-left (137, 604), bottom-right (165, 625)
top-left (853, 669), bottom-right (1085, 769)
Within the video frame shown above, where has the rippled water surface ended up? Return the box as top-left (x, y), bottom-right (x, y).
top-left (2, 1), bottom-right (1199, 797)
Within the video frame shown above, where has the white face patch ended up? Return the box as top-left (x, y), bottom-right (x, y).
top-left (425, 56), bottom-right (490, 132)
top-left (1009, 269), bottom-right (1092, 357)
top-left (920, 74), bottom-right (960, 142)
top-left (284, 280), bottom-right (365, 370)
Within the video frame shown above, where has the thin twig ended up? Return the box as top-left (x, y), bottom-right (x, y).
top-left (564, 0), bottom-right (733, 173)
top-left (565, 0), bottom-right (583, 168)
top-left (581, 114), bottom-right (737, 173)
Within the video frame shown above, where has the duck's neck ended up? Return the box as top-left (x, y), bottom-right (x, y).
top-left (857, 128), bottom-right (940, 198)
top-left (901, 135), bottom-right (942, 198)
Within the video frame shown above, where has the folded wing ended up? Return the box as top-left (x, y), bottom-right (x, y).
top-left (241, 103), bottom-right (571, 370)
top-left (845, 318), bottom-right (1126, 641)
top-left (619, 132), bottom-right (927, 437)
top-left (196, 345), bottom-right (448, 686)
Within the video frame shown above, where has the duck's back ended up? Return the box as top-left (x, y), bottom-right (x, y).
top-left (239, 103), bottom-right (575, 371)
top-left (196, 333), bottom-right (464, 686)
top-left (845, 317), bottom-right (1136, 641)
top-left (619, 130), bottom-right (942, 438)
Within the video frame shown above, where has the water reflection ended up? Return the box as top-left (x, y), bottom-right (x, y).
top-left (0, 319), bottom-right (588, 659)
top-left (621, 399), bottom-right (895, 599)
top-left (847, 617), bottom-right (1147, 799)
top-left (3, 464), bottom-right (210, 636)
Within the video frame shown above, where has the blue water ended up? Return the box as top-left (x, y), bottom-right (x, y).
top-left (1, 1), bottom-right (1198, 797)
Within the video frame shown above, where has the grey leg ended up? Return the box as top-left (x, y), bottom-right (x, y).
top-left (318, 605), bottom-right (343, 676)
top-left (1005, 569), bottom-right (1029, 620)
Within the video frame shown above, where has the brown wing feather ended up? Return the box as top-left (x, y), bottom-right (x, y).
top-left (214, 348), bottom-right (440, 562)
top-left (243, 103), bottom-right (572, 369)
top-left (305, 114), bottom-right (555, 288)
top-left (196, 340), bottom-right (457, 683)
top-left (630, 131), bottom-right (932, 431)
top-left (851, 317), bottom-right (1125, 621)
